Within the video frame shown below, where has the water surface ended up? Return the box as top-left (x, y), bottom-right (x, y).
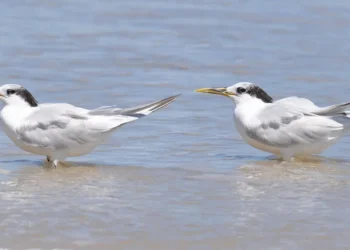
top-left (0, 0), bottom-right (350, 249)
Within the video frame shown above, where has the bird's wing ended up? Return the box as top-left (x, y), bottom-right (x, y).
top-left (277, 97), bottom-right (350, 116)
top-left (15, 95), bottom-right (180, 150)
top-left (274, 97), bottom-right (319, 112)
top-left (89, 95), bottom-right (180, 118)
top-left (310, 102), bottom-right (350, 132)
top-left (249, 102), bottom-right (343, 148)
top-left (312, 102), bottom-right (350, 116)
top-left (15, 103), bottom-right (127, 150)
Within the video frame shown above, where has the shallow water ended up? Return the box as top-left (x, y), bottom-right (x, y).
top-left (0, 0), bottom-right (350, 249)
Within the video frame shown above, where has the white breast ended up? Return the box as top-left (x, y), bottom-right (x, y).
top-left (0, 105), bottom-right (46, 155)
top-left (233, 100), bottom-right (283, 155)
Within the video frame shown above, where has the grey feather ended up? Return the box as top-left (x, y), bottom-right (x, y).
top-left (245, 101), bottom-right (344, 149)
top-left (89, 94), bottom-right (180, 118)
top-left (312, 102), bottom-right (350, 116)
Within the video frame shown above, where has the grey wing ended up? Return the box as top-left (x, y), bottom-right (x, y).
top-left (274, 97), bottom-right (319, 112)
top-left (89, 95), bottom-right (180, 118)
top-left (311, 102), bottom-right (350, 130)
top-left (277, 97), bottom-right (350, 117)
top-left (250, 103), bottom-right (343, 148)
top-left (16, 104), bottom-right (114, 150)
top-left (312, 102), bottom-right (350, 116)
top-left (16, 95), bottom-right (180, 150)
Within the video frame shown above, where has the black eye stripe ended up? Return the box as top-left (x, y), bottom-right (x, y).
top-left (5, 87), bottom-right (38, 107)
top-left (7, 89), bottom-right (16, 95)
top-left (237, 87), bottom-right (246, 94)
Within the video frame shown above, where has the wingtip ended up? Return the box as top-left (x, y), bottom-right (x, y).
top-left (148, 94), bottom-right (181, 112)
top-left (171, 94), bottom-right (182, 99)
top-left (165, 94), bottom-right (181, 102)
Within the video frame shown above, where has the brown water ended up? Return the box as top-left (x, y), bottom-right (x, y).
top-left (1, 0), bottom-right (350, 249)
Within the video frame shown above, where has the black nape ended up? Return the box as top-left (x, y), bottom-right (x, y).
top-left (16, 88), bottom-right (39, 107)
top-left (247, 85), bottom-right (273, 103)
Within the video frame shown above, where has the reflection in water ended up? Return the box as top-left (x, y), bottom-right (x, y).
top-left (1, 157), bottom-right (350, 248)
top-left (192, 157), bottom-right (350, 249)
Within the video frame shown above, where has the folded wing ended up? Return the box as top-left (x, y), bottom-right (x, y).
top-left (250, 101), bottom-right (344, 148)
top-left (15, 95), bottom-right (180, 151)
top-left (15, 104), bottom-right (119, 150)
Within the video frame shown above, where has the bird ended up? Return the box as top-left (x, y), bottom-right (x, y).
top-left (0, 84), bottom-right (179, 167)
top-left (196, 82), bottom-right (350, 161)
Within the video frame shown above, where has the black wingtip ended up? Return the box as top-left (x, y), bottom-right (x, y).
top-left (165, 94), bottom-right (182, 101)
top-left (149, 94), bottom-right (181, 112)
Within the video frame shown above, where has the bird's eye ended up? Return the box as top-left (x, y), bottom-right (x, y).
top-left (7, 89), bottom-right (16, 95)
top-left (237, 87), bottom-right (246, 94)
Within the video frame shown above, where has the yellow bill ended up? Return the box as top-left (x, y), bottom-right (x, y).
top-left (195, 88), bottom-right (233, 97)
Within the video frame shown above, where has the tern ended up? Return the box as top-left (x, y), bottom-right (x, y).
top-left (0, 84), bottom-right (179, 167)
top-left (196, 82), bottom-right (350, 160)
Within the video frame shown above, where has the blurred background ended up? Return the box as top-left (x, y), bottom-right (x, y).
top-left (0, 0), bottom-right (350, 249)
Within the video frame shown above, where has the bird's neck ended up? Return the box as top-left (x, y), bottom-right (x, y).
top-left (1, 104), bottom-right (34, 128)
top-left (234, 98), bottom-right (269, 125)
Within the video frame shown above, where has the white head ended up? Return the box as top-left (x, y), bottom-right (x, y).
top-left (196, 82), bottom-right (273, 105)
top-left (0, 84), bottom-right (39, 107)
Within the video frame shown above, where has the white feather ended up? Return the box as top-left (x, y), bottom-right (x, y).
top-left (0, 90), bottom-right (179, 165)
top-left (228, 84), bottom-right (350, 160)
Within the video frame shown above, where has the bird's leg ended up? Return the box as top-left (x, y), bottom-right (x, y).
top-left (46, 156), bottom-right (58, 167)
top-left (53, 160), bottom-right (59, 168)
top-left (46, 156), bottom-right (52, 163)
top-left (280, 151), bottom-right (294, 162)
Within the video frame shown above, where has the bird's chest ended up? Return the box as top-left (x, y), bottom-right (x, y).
top-left (234, 115), bottom-right (281, 155)
top-left (234, 106), bottom-right (257, 140)
top-left (233, 103), bottom-right (262, 132)
top-left (0, 106), bottom-right (31, 140)
top-left (234, 114), bottom-right (255, 144)
top-left (233, 104), bottom-right (281, 154)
